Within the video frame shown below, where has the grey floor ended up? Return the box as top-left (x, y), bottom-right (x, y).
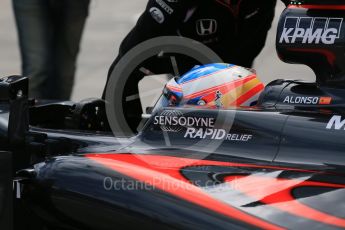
top-left (0, 0), bottom-right (314, 103)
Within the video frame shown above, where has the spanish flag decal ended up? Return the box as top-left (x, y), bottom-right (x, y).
top-left (319, 97), bottom-right (332, 105)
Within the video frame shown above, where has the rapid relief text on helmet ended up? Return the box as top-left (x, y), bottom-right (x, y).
top-left (279, 17), bottom-right (343, 45)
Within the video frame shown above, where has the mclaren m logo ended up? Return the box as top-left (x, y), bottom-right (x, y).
top-left (279, 17), bottom-right (343, 44)
top-left (326, 115), bottom-right (345, 130)
top-left (196, 19), bottom-right (218, 36)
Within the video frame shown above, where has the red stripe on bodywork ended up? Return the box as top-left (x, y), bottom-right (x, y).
top-left (86, 154), bottom-right (345, 228)
top-left (288, 5), bottom-right (345, 10)
top-left (86, 154), bottom-right (284, 229)
top-left (225, 175), bottom-right (345, 228)
top-left (287, 48), bottom-right (336, 66)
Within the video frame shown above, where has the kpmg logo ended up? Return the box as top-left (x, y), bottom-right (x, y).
top-left (196, 19), bottom-right (218, 36)
top-left (279, 17), bottom-right (343, 44)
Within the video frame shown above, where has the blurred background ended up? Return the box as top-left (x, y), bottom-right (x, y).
top-left (0, 0), bottom-right (314, 101)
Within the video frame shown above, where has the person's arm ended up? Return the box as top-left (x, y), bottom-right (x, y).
top-left (117, 0), bottom-right (198, 58)
top-left (104, 0), bottom-right (198, 98)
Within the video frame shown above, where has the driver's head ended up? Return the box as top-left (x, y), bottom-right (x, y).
top-left (162, 63), bottom-right (264, 109)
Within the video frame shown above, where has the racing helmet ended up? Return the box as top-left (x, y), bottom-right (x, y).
top-left (155, 63), bottom-right (265, 110)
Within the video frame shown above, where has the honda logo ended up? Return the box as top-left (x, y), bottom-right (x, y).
top-left (196, 19), bottom-right (218, 36)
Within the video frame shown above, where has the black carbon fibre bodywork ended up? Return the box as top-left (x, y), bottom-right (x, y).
top-left (9, 102), bottom-right (345, 230)
top-left (0, 76), bottom-right (344, 230)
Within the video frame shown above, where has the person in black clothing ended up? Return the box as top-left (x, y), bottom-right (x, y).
top-left (105, 0), bottom-right (290, 132)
